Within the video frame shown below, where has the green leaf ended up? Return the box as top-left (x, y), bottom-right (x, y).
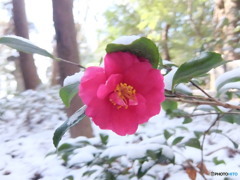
top-left (59, 82), bottom-right (79, 107)
top-left (221, 134), bottom-right (239, 149)
top-left (194, 131), bottom-right (203, 139)
top-left (217, 82), bottom-right (240, 95)
top-left (221, 114), bottom-right (240, 125)
top-left (162, 100), bottom-right (178, 111)
top-left (100, 134), bottom-right (109, 145)
top-left (183, 117), bottom-right (192, 124)
top-left (164, 130), bottom-right (173, 140)
top-left (185, 138), bottom-right (202, 150)
top-left (216, 68), bottom-right (240, 91)
top-left (0, 35), bottom-right (54, 58)
top-left (83, 170), bottom-right (97, 177)
top-left (172, 136), bottom-right (184, 145)
top-left (146, 150), bottom-right (158, 160)
top-left (53, 106), bottom-right (86, 148)
top-left (137, 165), bottom-right (151, 179)
top-left (172, 52), bottom-right (224, 88)
top-left (57, 143), bottom-right (75, 152)
top-left (106, 37), bottom-right (161, 68)
top-left (63, 175), bottom-right (74, 180)
top-left (213, 157), bottom-right (225, 165)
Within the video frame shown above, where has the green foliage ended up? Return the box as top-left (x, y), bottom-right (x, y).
top-left (101, 0), bottom-right (214, 64)
top-left (106, 37), bottom-right (161, 68)
top-left (53, 106), bottom-right (86, 147)
top-left (185, 138), bottom-right (202, 150)
top-left (213, 157), bottom-right (225, 165)
top-left (52, 134), bottom-right (175, 179)
top-left (172, 52), bottom-right (224, 88)
top-left (59, 82), bottom-right (79, 108)
top-left (0, 36), bottom-right (54, 58)
top-left (172, 136), bottom-right (184, 145)
top-left (162, 100), bottom-right (178, 115)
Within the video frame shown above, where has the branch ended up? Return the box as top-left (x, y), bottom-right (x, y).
top-left (165, 96), bottom-right (240, 110)
top-left (175, 112), bottom-right (240, 118)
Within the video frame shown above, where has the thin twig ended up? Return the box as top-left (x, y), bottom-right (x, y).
top-left (190, 81), bottom-right (213, 99)
top-left (200, 114), bottom-right (222, 180)
top-left (175, 111), bottom-right (240, 118)
top-left (165, 96), bottom-right (240, 110)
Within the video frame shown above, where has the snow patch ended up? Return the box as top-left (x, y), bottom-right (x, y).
top-left (112, 35), bottom-right (141, 45)
top-left (219, 82), bottom-right (240, 93)
top-left (164, 68), bottom-right (191, 94)
top-left (63, 71), bottom-right (84, 86)
top-left (215, 67), bottom-right (240, 89)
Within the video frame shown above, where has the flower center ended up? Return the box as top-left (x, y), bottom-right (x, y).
top-left (109, 83), bottom-right (138, 109)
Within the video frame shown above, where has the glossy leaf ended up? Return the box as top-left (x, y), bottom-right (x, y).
top-left (106, 37), bottom-right (161, 68)
top-left (53, 106), bottom-right (86, 148)
top-left (0, 35), bottom-right (54, 58)
top-left (172, 52), bottom-right (224, 88)
top-left (59, 82), bottom-right (79, 107)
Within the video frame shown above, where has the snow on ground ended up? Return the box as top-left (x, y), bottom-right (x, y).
top-left (0, 87), bottom-right (240, 180)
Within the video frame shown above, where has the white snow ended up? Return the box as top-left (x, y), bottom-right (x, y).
top-left (218, 82), bottom-right (240, 94)
top-left (63, 71), bottom-right (84, 86)
top-left (112, 35), bottom-right (141, 45)
top-left (67, 105), bottom-right (87, 126)
top-left (68, 151), bottom-right (94, 165)
top-left (0, 87), bottom-right (240, 180)
top-left (215, 67), bottom-right (240, 90)
top-left (164, 67), bottom-right (192, 94)
top-left (164, 68), bottom-right (178, 90)
top-left (234, 48), bottom-right (240, 54)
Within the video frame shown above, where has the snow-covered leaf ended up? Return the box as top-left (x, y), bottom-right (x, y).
top-left (172, 52), bottom-right (224, 88)
top-left (0, 35), bottom-right (54, 58)
top-left (53, 106), bottom-right (86, 148)
top-left (59, 82), bottom-right (79, 107)
top-left (216, 67), bottom-right (240, 94)
top-left (106, 37), bottom-right (161, 68)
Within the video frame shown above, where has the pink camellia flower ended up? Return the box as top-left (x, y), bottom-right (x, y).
top-left (79, 52), bottom-right (165, 135)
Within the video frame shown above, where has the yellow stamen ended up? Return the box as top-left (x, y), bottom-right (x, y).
top-left (109, 83), bottom-right (137, 109)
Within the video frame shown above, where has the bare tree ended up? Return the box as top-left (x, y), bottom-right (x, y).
top-left (52, 0), bottom-right (93, 138)
top-left (161, 24), bottom-right (171, 61)
top-left (12, 0), bottom-right (41, 89)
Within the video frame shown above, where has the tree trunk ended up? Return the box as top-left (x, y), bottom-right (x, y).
top-left (52, 0), bottom-right (93, 138)
top-left (12, 0), bottom-right (41, 89)
top-left (213, 0), bottom-right (240, 61)
top-left (161, 24), bottom-right (171, 60)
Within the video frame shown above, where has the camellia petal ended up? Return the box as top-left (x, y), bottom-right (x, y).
top-left (79, 51), bottom-right (165, 136)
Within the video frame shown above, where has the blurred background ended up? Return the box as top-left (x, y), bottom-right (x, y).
top-left (0, 0), bottom-right (239, 98)
top-left (0, 1), bottom-right (240, 179)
